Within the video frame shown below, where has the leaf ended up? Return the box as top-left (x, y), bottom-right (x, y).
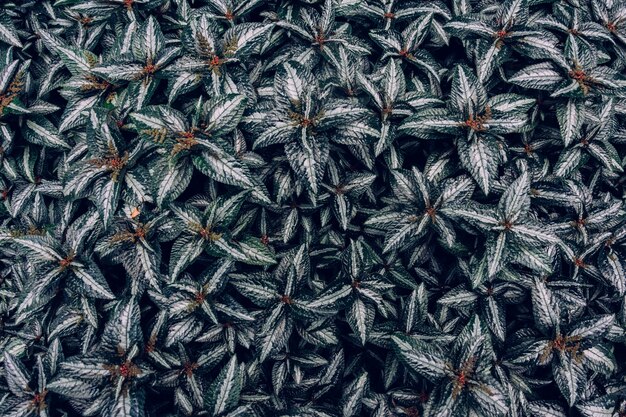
top-left (508, 62), bottom-right (564, 90)
top-left (192, 148), bottom-right (255, 189)
top-left (135, 241), bottom-right (161, 291)
top-left (556, 99), bottom-right (584, 146)
top-left (253, 122), bottom-right (298, 149)
top-left (587, 141), bottom-right (624, 173)
top-left (47, 377), bottom-right (99, 400)
top-left (531, 277), bottom-right (560, 334)
top-left (347, 297), bottom-right (370, 345)
top-left (512, 244), bottom-right (553, 274)
top-left (13, 236), bottom-right (63, 262)
top-left (284, 138), bottom-right (327, 195)
top-left (382, 58), bottom-right (405, 103)
top-left (468, 380), bottom-right (508, 416)
top-left (38, 30), bottom-right (92, 74)
top-left (305, 285), bottom-right (352, 314)
top-left (576, 399), bottom-right (615, 417)
top-left (169, 235), bottom-right (206, 281)
top-left (223, 23), bottom-right (273, 58)
top-left (498, 0), bottom-right (529, 27)
top-left (476, 40), bottom-right (504, 83)
top-left (275, 60), bottom-right (314, 105)
top-left (259, 304), bottom-right (291, 362)
top-left (553, 352), bottom-right (585, 407)
top-left (568, 314), bottom-right (614, 340)
top-left (24, 117), bottom-right (69, 149)
top-left (91, 63), bottom-right (145, 82)
top-left (369, 29), bottom-right (403, 52)
top-left (166, 316), bottom-right (203, 347)
top-left (511, 224), bottom-right (560, 245)
top-left (205, 94), bottom-right (248, 136)
top-left (390, 334), bottom-right (448, 381)
top-left (486, 232), bottom-right (507, 277)
top-left (59, 358), bottom-right (111, 379)
top-left (95, 178), bottom-right (121, 229)
top-left (104, 298), bottom-right (142, 352)
top-left (73, 263), bottom-right (115, 300)
top-left (457, 136), bottom-right (499, 195)
top-left (449, 64), bottom-right (485, 117)
top-left (231, 278), bottom-right (279, 307)
top-left (167, 71), bottom-right (202, 103)
top-left (445, 18), bottom-right (495, 39)
top-left (341, 372), bottom-right (368, 417)
top-left (130, 105), bottom-right (174, 134)
top-left (48, 309), bottom-right (84, 340)
top-left (333, 193), bottom-right (351, 230)
top-left (236, 236), bottom-right (277, 266)
top-left (483, 295), bottom-right (506, 341)
top-left (488, 93), bottom-right (535, 113)
top-left (59, 95), bottom-right (99, 133)
top-left (441, 202), bottom-right (499, 230)
top-left (15, 269), bottom-right (63, 323)
top-left (0, 15), bottom-right (22, 47)
top-left (554, 147), bottom-right (583, 177)
top-left (109, 387), bottom-right (145, 417)
top-left (405, 50), bottom-right (441, 82)
top-left (3, 352), bottom-right (30, 396)
top-left (155, 159), bottom-right (193, 208)
top-left (317, 101), bottom-right (369, 129)
top-left (382, 216), bottom-right (427, 253)
top-left (598, 250), bottom-right (626, 295)
top-left (399, 109), bottom-right (463, 138)
top-left (140, 16), bottom-right (165, 62)
top-left (582, 344), bottom-right (616, 375)
top-left (498, 170), bottom-right (529, 223)
top-left (528, 401), bottom-right (567, 417)
top-left (206, 356), bottom-right (242, 416)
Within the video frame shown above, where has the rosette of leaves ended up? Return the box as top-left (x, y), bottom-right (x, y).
top-left (446, 0), bottom-right (565, 83)
top-left (369, 8), bottom-right (446, 83)
top-left (229, 245), bottom-right (316, 362)
top-left (94, 206), bottom-right (176, 295)
top-left (506, 278), bottom-right (618, 407)
top-left (9, 209), bottom-right (114, 324)
top-left (400, 64), bottom-right (534, 195)
top-left (1, 0), bottom-right (626, 416)
top-left (276, 0), bottom-right (371, 59)
top-left (437, 263), bottom-right (525, 342)
top-left (89, 16), bottom-right (180, 110)
top-left (249, 60), bottom-right (370, 197)
top-left (335, 239), bottom-right (396, 346)
top-left (168, 190), bottom-right (276, 280)
top-left (553, 97), bottom-right (623, 177)
top-left (509, 31), bottom-right (626, 146)
top-left (47, 299), bottom-right (153, 417)
top-left (365, 167), bottom-right (474, 253)
top-left (391, 316), bottom-right (508, 417)
top-left (444, 168), bottom-right (561, 284)
top-left (1, 346), bottom-right (60, 417)
top-left (152, 342), bottom-right (228, 415)
top-left (160, 258), bottom-right (257, 349)
top-left (359, 0), bottom-right (451, 35)
top-left (356, 57), bottom-right (444, 156)
top-left (167, 12), bottom-right (273, 99)
top-left (0, 143), bottom-right (64, 221)
top-left (318, 158), bottom-right (376, 231)
top-left (129, 93), bottom-right (272, 206)
top-left (63, 108), bottom-right (154, 229)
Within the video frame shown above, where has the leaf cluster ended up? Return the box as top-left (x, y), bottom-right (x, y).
top-left (1, 0), bottom-right (626, 416)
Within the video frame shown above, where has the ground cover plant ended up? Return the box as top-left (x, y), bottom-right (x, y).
top-left (1, 0), bottom-right (626, 416)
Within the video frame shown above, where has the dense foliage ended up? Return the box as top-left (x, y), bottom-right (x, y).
top-left (1, 0), bottom-right (626, 416)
